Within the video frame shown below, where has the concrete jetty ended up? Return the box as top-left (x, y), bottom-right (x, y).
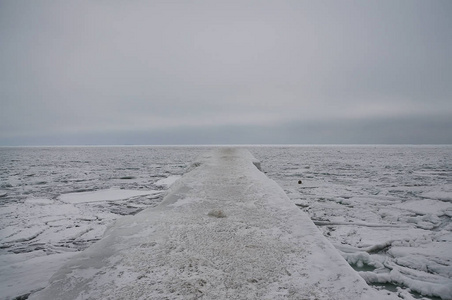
top-left (31, 148), bottom-right (393, 299)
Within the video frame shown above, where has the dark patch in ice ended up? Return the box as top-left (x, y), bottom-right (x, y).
top-left (252, 161), bottom-right (262, 171)
top-left (10, 244), bottom-right (46, 254)
top-left (350, 262), bottom-right (376, 272)
top-left (13, 291), bottom-right (32, 300)
top-left (186, 162), bottom-right (202, 172)
top-left (109, 205), bottom-right (145, 215)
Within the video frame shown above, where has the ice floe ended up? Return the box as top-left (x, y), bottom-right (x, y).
top-left (392, 199), bottom-right (452, 216)
top-left (59, 188), bottom-right (160, 204)
top-left (154, 175), bottom-right (182, 188)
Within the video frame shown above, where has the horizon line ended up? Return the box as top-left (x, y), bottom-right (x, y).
top-left (1, 143), bottom-right (451, 148)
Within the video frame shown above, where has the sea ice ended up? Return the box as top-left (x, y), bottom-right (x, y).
top-left (392, 199), bottom-right (452, 216)
top-left (2, 145), bottom-right (451, 300)
top-left (422, 189), bottom-right (452, 202)
top-left (59, 188), bottom-right (160, 204)
top-left (30, 148), bottom-right (394, 300)
top-left (154, 175), bottom-right (181, 187)
top-left (0, 188), bottom-right (164, 299)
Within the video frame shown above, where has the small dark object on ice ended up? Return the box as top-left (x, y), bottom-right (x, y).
top-left (298, 180), bottom-right (302, 184)
top-left (208, 209), bottom-right (226, 218)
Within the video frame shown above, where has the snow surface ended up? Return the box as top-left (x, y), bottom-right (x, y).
top-left (31, 148), bottom-right (392, 300)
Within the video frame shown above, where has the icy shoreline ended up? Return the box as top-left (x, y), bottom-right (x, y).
top-left (252, 146), bottom-right (452, 300)
top-left (30, 148), bottom-right (391, 299)
top-left (0, 188), bottom-right (164, 299)
top-left (1, 145), bottom-right (451, 299)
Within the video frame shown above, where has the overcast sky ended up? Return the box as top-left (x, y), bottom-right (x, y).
top-left (1, 0), bottom-right (451, 145)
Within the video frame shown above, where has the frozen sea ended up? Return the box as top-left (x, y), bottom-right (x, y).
top-left (1, 145), bottom-right (451, 300)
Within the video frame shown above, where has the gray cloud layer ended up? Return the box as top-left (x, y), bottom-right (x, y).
top-left (1, 0), bottom-right (451, 145)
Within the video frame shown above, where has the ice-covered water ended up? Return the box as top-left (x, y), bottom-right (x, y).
top-left (251, 146), bottom-right (452, 300)
top-left (1, 145), bottom-right (451, 299)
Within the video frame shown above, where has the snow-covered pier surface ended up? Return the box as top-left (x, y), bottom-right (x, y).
top-left (31, 148), bottom-right (392, 299)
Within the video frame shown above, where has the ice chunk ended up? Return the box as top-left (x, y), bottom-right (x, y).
top-left (0, 251), bottom-right (77, 300)
top-left (59, 188), bottom-right (160, 204)
top-left (154, 175), bottom-right (181, 188)
top-left (423, 190), bottom-right (452, 202)
top-left (392, 199), bottom-right (452, 216)
top-left (24, 198), bottom-right (54, 205)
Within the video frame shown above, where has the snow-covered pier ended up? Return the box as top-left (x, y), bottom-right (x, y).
top-left (31, 148), bottom-right (391, 299)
